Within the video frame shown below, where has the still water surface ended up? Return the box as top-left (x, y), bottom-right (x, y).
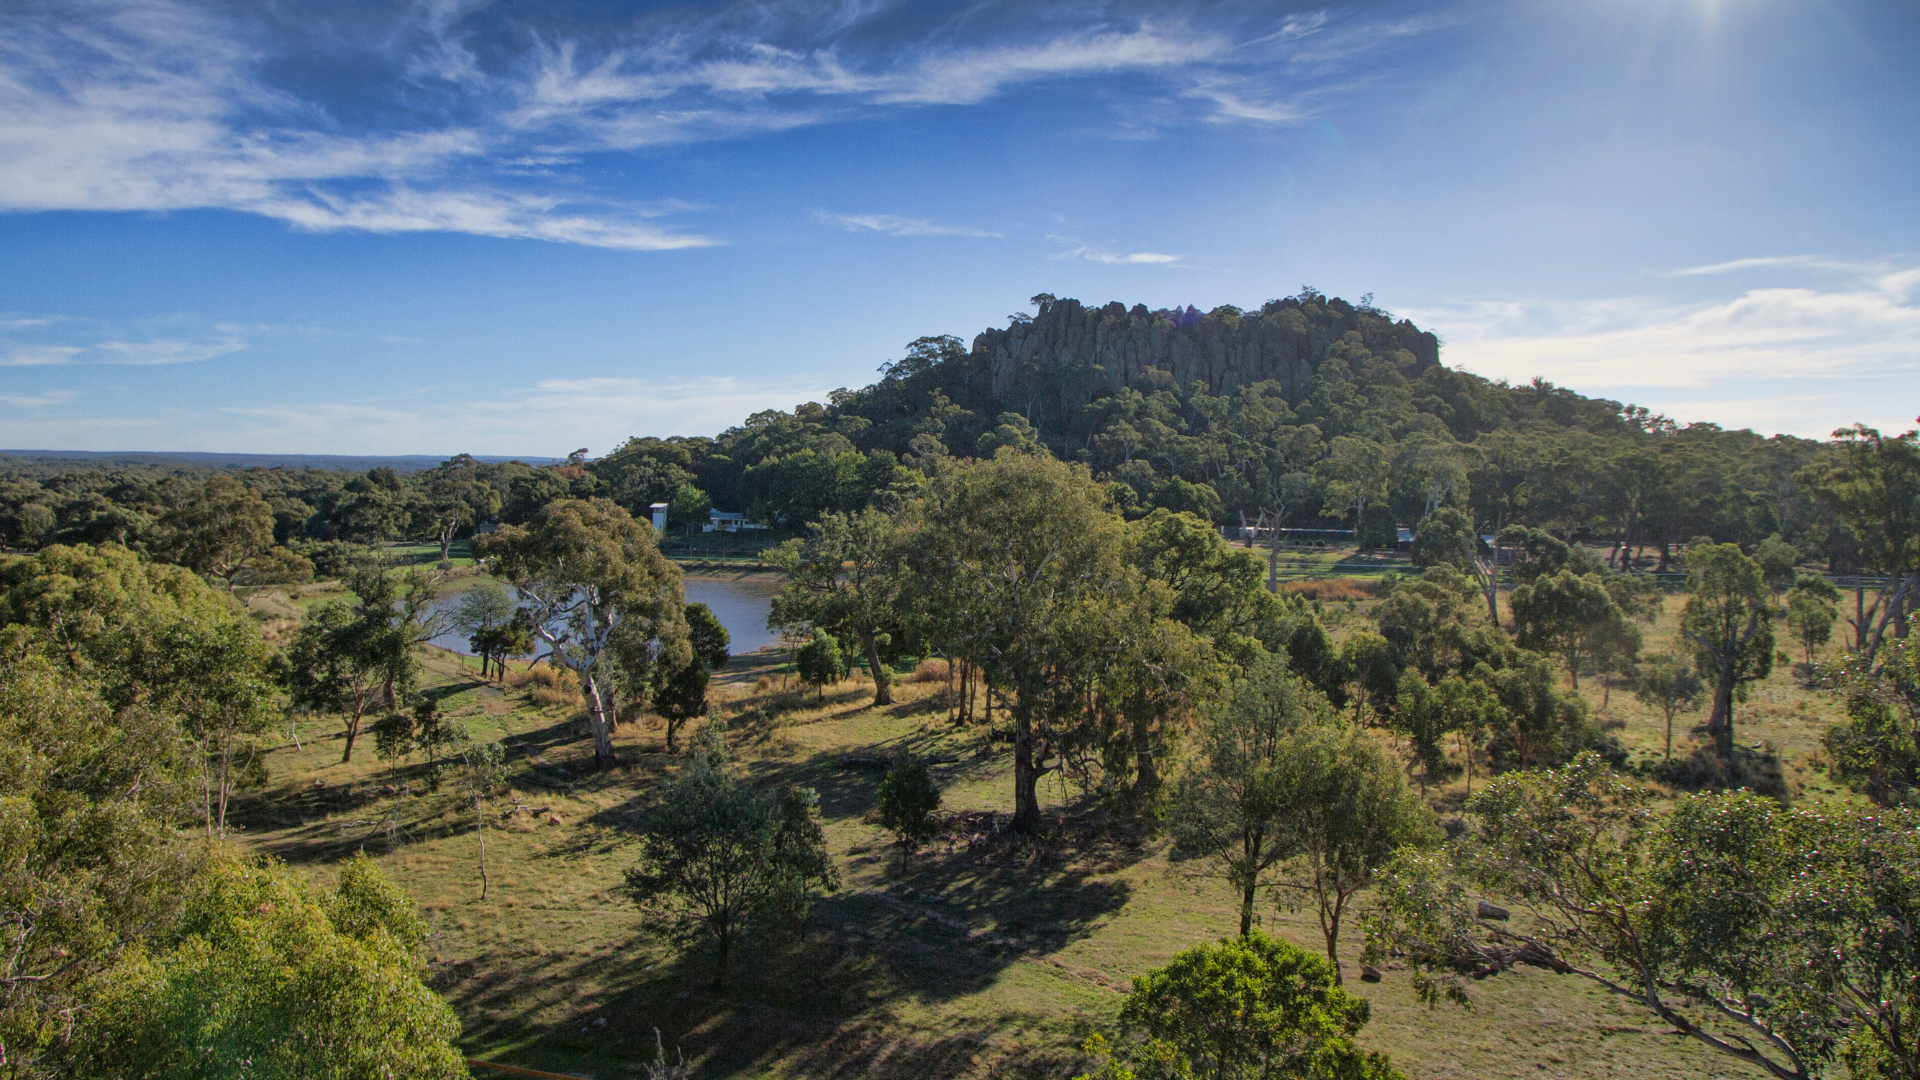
top-left (427, 574), bottom-right (783, 657)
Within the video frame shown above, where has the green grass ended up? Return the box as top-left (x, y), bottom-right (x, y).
top-left (230, 578), bottom-right (1859, 1080)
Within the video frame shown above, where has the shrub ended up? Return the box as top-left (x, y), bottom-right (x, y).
top-left (912, 657), bottom-right (951, 683)
top-left (1076, 931), bottom-right (1400, 1080)
top-left (876, 752), bottom-right (942, 871)
top-left (1281, 578), bottom-right (1380, 603)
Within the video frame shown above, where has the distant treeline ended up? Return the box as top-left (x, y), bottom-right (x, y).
top-left (0, 290), bottom-right (1909, 579)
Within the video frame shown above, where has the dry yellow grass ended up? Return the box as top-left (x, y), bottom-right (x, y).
top-left (227, 580), bottom-right (1859, 1080)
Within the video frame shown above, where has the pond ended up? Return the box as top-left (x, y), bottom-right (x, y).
top-left (426, 573), bottom-right (785, 658)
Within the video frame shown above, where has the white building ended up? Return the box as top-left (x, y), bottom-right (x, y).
top-left (705, 510), bottom-right (768, 533)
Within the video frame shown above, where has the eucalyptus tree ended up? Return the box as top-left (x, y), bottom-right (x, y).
top-left (1681, 542), bottom-right (1775, 767)
top-left (909, 453), bottom-right (1141, 833)
top-left (1807, 424), bottom-right (1920, 660)
top-left (156, 474), bottom-right (317, 598)
top-left (769, 506), bottom-right (910, 707)
top-left (1368, 755), bottom-right (1920, 1080)
top-left (624, 729), bottom-right (836, 988)
top-left (1509, 570), bottom-right (1627, 689)
top-left (1166, 658), bottom-right (1322, 938)
top-left (1318, 435), bottom-right (1391, 539)
top-left (477, 498), bottom-right (689, 770)
top-left (1634, 654), bottom-right (1705, 761)
top-left (1272, 717), bottom-right (1439, 982)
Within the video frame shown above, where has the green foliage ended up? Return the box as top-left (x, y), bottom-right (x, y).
top-left (1319, 435), bottom-right (1390, 543)
top-left (1509, 570), bottom-right (1625, 689)
top-left (650, 656), bottom-right (710, 754)
top-left (1367, 752), bottom-right (1920, 1080)
top-left (285, 561), bottom-right (441, 765)
top-left (624, 729), bottom-right (837, 987)
top-left (667, 481), bottom-right (710, 530)
top-left (1632, 653), bottom-right (1706, 760)
top-left (1, 543), bottom-right (279, 835)
top-left (0, 643), bottom-right (201, 1075)
top-left (638, 601), bottom-right (728, 753)
top-left (1753, 533), bottom-right (1800, 599)
top-left (154, 475), bottom-right (289, 590)
top-left (1076, 931), bottom-right (1401, 1080)
top-left (875, 751), bottom-right (942, 870)
top-left (77, 853), bottom-right (463, 1080)
top-left (477, 497), bottom-right (689, 769)
top-left (1410, 507), bottom-right (1476, 570)
top-left (1822, 636), bottom-right (1920, 807)
top-left (1786, 586), bottom-right (1838, 668)
top-left (453, 579), bottom-right (518, 678)
top-left (1681, 542), bottom-right (1775, 766)
top-left (1480, 650), bottom-right (1610, 770)
top-left (324, 852), bottom-right (430, 953)
top-left (1165, 657), bottom-right (1437, 960)
top-left (685, 600), bottom-right (730, 670)
top-left (370, 710), bottom-right (415, 780)
top-left (771, 508), bottom-right (907, 706)
top-left (1267, 719), bottom-right (1441, 979)
top-left (794, 628), bottom-right (846, 700)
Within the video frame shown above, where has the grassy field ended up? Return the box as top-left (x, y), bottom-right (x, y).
top-left (229, 574), bottom-right (1863, 1080)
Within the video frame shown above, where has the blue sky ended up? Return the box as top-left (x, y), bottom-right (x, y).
top-left (2, 0), bottom-right (1915, 456)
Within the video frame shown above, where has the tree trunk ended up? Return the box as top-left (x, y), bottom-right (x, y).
top-left (712, 924), bottom-right (731, 990)
top-left (1239, 881), bottom-right (1256, 938)
top-left (862, 629), bottom-right (892, 707)
top-left (1134, 745), bottom-right (1159, 804)
top-left (582, 672), bottom-right (619, 770)
top-left (1323, 907), bottom-right (1344, 984)
top-left (1011, 702), bottom-right (1043, 834)
top-left (1707, 656), bottom-right (1738, 767)
top-left (476, 799), bottom-right (489, 898)
top-left (342, 699), bottom-right (367, 763)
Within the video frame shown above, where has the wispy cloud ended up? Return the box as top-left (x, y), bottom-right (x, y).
top-left (1662, 254), bottom-right (1893, 277)
top-left (184, 375), bottom-right (835, 455)
top-left (0, 390), bottom-right (77, 407)
top-left (97, 336), bottom-right (244, 365)
top-left (0, 1), bottom-right (1435, 248)
top-left (812, 210), bottom-right (1000, 238)
top-left (1, 315), bottom-right (248, 366)
top-left (2, 344), bottom-right (84, 366)
top-left (1049, 235), bottom-right (1180, 265)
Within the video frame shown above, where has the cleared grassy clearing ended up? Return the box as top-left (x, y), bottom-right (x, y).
top-left (229, 567), bottom-right (1861, 1079)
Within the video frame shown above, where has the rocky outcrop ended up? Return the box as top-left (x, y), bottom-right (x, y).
top-left (971, 296), bottom-right (1440, 404)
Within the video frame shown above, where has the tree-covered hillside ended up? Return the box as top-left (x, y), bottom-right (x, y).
top-left (0, 290), bottom-right (1895, 580)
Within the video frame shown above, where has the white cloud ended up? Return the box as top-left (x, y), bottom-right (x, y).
top-left (1663, 255), bottom-right (1885, 277)
top-left (812, 210), bottom-right (1000, 237)
top-left (1407, 260), bottom-right (1920, 437)
top-left (2, 344), bottom-right (83, 366)
top-left (161, 374), bottom-right (839, 455)
top-left (0, 1), bottom-right (1436, 247)
top-left (1049, 235), bottom-right (1180, 265)
top-left (1, 317), bottom-right (248, 365)
top-left (0, 390), bottom-right (77, 407)
top-left (96, 336), bottom-right (244, 365)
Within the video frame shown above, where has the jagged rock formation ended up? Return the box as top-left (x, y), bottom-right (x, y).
top-left (971, 295), bottom-right (1440, 404)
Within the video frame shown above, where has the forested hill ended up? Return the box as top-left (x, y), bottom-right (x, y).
top-left (0, 290), bottom-right (1870, 572)
top-left (975, 293), bottom-right (1440, 412)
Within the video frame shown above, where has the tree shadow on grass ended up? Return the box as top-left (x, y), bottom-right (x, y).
top-left (449, 901), bottom-right (1103, 1080)
top-left (242, 713), bottom-right (633, 866)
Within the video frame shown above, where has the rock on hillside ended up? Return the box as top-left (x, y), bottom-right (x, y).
top-left (971, 295), bottom-right (1440, 404)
